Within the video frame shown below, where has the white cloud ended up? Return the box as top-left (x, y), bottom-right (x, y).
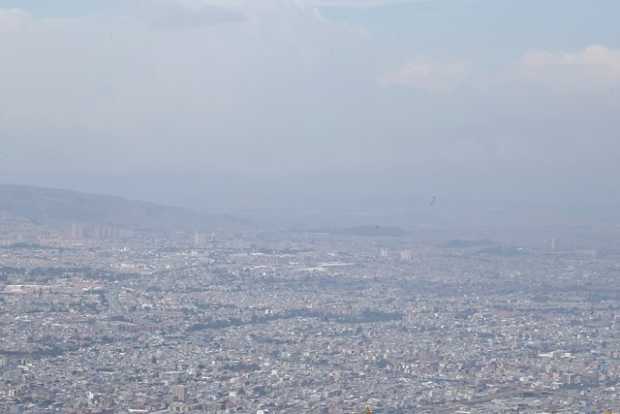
top-left (152, 5), bottom-right (245, 29)
top-left (379, 58), bottom-right (469, 92)
top-left (0, 8), bottom-right (31, 32)
top-left (1, 2), bottom-right (618, 189)
top-left (519, 45), bottom-right (620, 92)
top-left (121, 0), bottom-right (246, 29)
top-left (0, 0), bottom-right (377, 175)
top-left (309, 0), bottom-right (427, 7)
top-left (201, 0), bottom-right (419, 7)
top-left (381, 45), bottom-right (620, 95)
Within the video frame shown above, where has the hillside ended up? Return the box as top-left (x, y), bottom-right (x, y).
top-left (0, 185), bottom-right (245, 232)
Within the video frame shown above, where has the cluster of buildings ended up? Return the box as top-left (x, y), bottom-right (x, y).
top-left (0, 224), bottom-right (619, 413)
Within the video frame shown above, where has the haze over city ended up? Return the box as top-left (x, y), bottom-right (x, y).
top-left (1, 0), bottom-right (619, 224)
top-left (1, 1), bottom-right (620, 413)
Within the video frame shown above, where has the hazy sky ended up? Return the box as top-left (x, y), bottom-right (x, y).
top-left (1, 0), bottom-right (619, 215)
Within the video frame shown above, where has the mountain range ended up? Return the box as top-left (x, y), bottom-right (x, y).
top-left (0, 184), bottom-right (246, 233)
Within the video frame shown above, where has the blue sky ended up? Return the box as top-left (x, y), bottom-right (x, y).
top-left (4, 0), bottom-right (620, 50)
top-left (321, 0), bottom-right (620, 52)
top-left (1, 0), bottom-right (619, 212)
top-left (0, 0), bottom-right (125, 17)
top-left (5, 0), bottom-right (618, 59)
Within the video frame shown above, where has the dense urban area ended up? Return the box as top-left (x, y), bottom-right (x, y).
top-left (1, 217), bottom-right (619, 414)
top-left (2, 0), bottom-right (619, 412)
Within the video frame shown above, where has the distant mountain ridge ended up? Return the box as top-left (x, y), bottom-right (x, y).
top-left (0, 184), bottom-right (246, 232)
top-left (306, 225), bottom-right (408, 237)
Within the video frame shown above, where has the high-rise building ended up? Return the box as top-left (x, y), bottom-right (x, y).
top-left (399, 250), bottom-right (413, 262)
top-left (172, 384), bottom-right (186, 402)
top-left (70, 223), bottom-right (83, 240)
top-left (193, 231), bottom-right (208, 247)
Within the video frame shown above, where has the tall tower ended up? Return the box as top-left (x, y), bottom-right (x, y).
top-left (172, 384), bottom-right (186, 402)
top-left (193, 231), bottom-right (202, 247)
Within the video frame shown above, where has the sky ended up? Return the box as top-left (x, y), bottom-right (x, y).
top-left (1, 0), bottom-right (619, 224)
